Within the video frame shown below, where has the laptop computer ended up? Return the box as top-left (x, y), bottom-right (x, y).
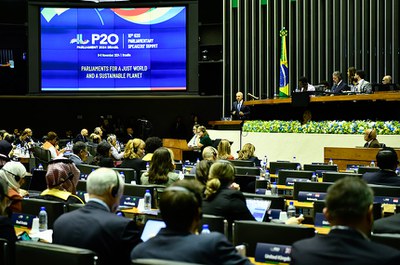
top-left (140, 219), bottom-right (166, 242)
top-left (246, 198), bottom-right (272, 222)
top-left (28, 169), bottom-right (48, 194)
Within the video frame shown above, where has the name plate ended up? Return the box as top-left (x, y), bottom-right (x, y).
top-left (120, 195), bottom-right (141, 208)
top-left (314, 212), bottom-right (330, 227)
top-left (374, 196), bottom-right (399, 204)
top-left (12, 213), bottom-right (36, 229)
top-left (286, 177), bottom-right (310, 186)
top-left (255, 242), bottom-right (291, 263)
top-left (298, 191), bottom-right (327, 202)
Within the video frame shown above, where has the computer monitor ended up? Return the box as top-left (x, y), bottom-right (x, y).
top-left (269, 162), bottom-right (300, 174)
top-left (140, 219), bottom-right (166, 242)
top-left (293, 182), bottom-right (332, 201)
top-left (29, 169), bottom-right (48, 192)
top-left (277, 170), bottom-right (314, 185)
top-left (243, 193), bottom-right (285, 210)
top-left (245, 198), bottom-right (271, 222)
top-left (303, 164), bottom-right (338, 176)
top-left (322, 172), bottom-right (362, 183)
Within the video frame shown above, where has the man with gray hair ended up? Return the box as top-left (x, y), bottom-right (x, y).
top-left (290, 177), bottom-right (400, 265)
top-left (53, 167), bottom-right (141, 265)
top-left (331, 71), bottom-right (348, 94)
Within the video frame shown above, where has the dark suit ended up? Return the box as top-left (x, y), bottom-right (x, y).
top-left (364, 139), bottom-right (380, 148)
top-left (373, 213), bottom-right (400, 233)
top-left (231, 100), bottom-right (251, 120)
top-left (331, 81), bottom-right (349, 94)
top-left (131, 228), bottom-right (252, 265)
top-left (53, 201), bottom-right (141, 265)
top-left (118, 158), bottom-right (147, 184)
top-left (362, 170), bottom-right (400, 186)
top-left (74, 134), bottom-right (88, 143)
top-left (203, 188), bottom-right (255, 224)
top-left (290, 228), bottom-right (400, 265)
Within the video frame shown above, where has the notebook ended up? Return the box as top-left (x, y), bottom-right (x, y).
top-left (246, 198), bottom-right (272, 222)
top-left (140, 219), bottom-right (166, 242)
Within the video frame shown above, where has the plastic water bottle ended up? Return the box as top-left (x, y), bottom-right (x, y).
top-left (311, 172), bottom-right (318, 182)
top-left (287, 201), bottom-right (296, 218)
top-left (196, 158), bottom-right (200, 165)
top-left (38, 163), bottom-right (44, 170)
top-left (271, 182), bottom-right (278, 196)
top-left (146, 162), bottom-right (150, 172)
top-left (144, 189), bottom-right (151, 210)
top-left (328, 158), bottom-right (334, 165)
top-left (182, 164), bottom-right (187, 174)
top-left (259, 162), bottom-right (266, 179)
top-left (370, 160), bottom-right (376, 167)
top-left (201, 224), bottom-right (211, 234)
top-left (119, 172), bottom-right (125, 183)
top-left (265, 169), bottom-right (270, 182)
top-left (38, 206), bottom-right (48, 231)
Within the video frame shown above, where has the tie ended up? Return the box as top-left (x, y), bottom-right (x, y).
top-left (237, 102), bottom-right (241, 112)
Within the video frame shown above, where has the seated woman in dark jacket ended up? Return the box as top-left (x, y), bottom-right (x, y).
top-left (90, 141), bottom-right (114, 168)
top-left (202, 160), bottom-right (255, 224)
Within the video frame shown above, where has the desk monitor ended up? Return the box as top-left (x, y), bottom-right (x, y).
top-left (21, 198), bottom-right (66, 229)
top-left (293, 182), bottom-right (332, 201)
top-left (232, 220), bottom-right (315, 257)
top-left (234, 175), bottom-right (257, 193)
top-left (269, 162), bottom-right (300, 174)
top-left (357, 166), bottom-right (380, 174)
top-left (277, 170), bottom-right (314, 185)
top-left (303, 164), bottom-right (338, 173)
top-left (322, 172), bottom-right (362, 183)
top-left (313, 200), bottom-right (382, 221)
top-left (29, 169), bottom-right (48, 192)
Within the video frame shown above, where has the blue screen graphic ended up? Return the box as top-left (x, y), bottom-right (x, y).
top-left (40, 7), bottom-right (187, 92)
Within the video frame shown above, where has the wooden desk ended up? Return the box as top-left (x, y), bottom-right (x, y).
top-left (208, 120), bottom-right (243, 130)
top-left (162, 138), bottom-right (191, 161)
top-left (324, 147), bottom-right (400, 171)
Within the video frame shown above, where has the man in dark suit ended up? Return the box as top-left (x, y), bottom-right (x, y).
top-left (290, 177), bottom-right (400, 265)
top-left (53, 168), bottom-right (141, 265)
top-left (362, 147), bottom-right (400, 186)
top-left (231, 91), bottom-right (250, 120)
top-left (131, 179), bottom-right (252, 265)
top-left (373, 213), bottom-right (400, 234)
top-left (330, 71), bottom-right (348, 94)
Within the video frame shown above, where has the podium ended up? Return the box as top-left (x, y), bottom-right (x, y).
top-left (162, 138), bottom-right (192, 161)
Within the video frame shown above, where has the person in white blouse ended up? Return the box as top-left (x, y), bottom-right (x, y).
top-left (188, 124), bottom-right (200, 149)
top-left (107, 134), bottom-right (124, 161)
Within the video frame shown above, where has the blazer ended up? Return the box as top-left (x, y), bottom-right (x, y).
top-left (364, 139), bottom-right (380, 148)
top-left (373, 213), bottom-right (400, 233)
top-left (53, 201), bottom-right (142, 265)
top-left (119, 157), bottom-right (147, 182)
top-left (231, 100), bottom-right (251, 120)
top-left (362, 170), bottom-right (400, 186)
top-left (290, 228), bottom-right (400, 265)
top-left (131, 228), bottom-right (253, 265)
top-left (331, 81), bottom-right (349, 94)
top-left (203, 187), bottom-right (255, 224)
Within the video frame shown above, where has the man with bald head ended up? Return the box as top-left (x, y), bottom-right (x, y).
top-left (231, 92), bottom-right (250, 120)
top-left (382, 75), bottom-right (392, 84)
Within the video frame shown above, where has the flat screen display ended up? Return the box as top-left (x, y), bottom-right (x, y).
top-left (28, 2), bottom-right (198, 94)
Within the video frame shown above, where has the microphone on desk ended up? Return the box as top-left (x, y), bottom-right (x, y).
top-left (247, 93), bottom-right (259, 100)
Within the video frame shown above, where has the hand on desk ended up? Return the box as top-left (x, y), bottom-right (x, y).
top-left (285, 215), bottom-right (305, 225)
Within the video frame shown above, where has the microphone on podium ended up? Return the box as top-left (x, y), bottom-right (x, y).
top-left (247, 93), bottom-right (259, 100)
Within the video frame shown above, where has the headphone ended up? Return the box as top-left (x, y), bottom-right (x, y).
top-left (111, 170), bottom-right (120, 197)
top-left (1, 168), bottom-right (21, 182)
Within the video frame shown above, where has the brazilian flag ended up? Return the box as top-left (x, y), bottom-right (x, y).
top-left (279, 28), bottom-right (289, 97)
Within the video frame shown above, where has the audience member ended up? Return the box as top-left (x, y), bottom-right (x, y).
top-left (362, 147), bottom-right (400, 186)
top-left (382, 75), bottom-right (392, 84)
top-left (347, 66), bottom-right (357, 87)
top-left (354, 70), bottom-right (372, 94)
top-left (107, 134), bottom-right (124, 161)
top-left (189, 146), bottom-right (218, 174)
top-left (140, 147), bottom-right (179, 186)
top-left (142, 136), bottom-right (163, 162)
top-left (13, 128), bottom-right (35, 149)
top-left (363, 128), bottom-right (380, 148)
top-left (0, 178), bottom-right (17, 248)
top-left (42, 131), bottom-right (65, 159)
top-left (217, 139), bottom-right (235, 160)
top-left (197, 125), bottom-right (213, 151)
top-left (187, 124), bottom-right (200, 149)
top-left (203, 161), bottom-right (255, 224)
top-left (36, 158), bottom-right (84, 204)
top-left (74, 128), bottom-right (89, 143)
top-left (119, 138), bottom-right (147, 182)
top-left (231, 91), bottom-right (251, 120)
top-left (295, 76), bottom-right (315, 92)
top-left (123, 127), bottom-right (135, 144)
top-left (68, 141), bottom-right (89, 165)
top-left (0, 161), bottom-right (29, 213)
top-left (90, 127), bottom-right (103, 144)
top-left (373, 212), bottom-right (400, 234)
top-left (301, 109), bottom-right (312, 125)
top-left (330, 71), bottom-right (348, 94)
top-left (195, 159), bottom-right (214, 188)
top-left (131, 179), bottom-right (253, 265)
top-left (237, 143), bottom-right (261, 167)
top-left (0, 132), bottom-right (14, 159)
top-left (90, 141), bottom-right (114, 167)
top-left (290, 177), bottom-right (400, 265)
top-left (53, 167), bottom-right (142, 265)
